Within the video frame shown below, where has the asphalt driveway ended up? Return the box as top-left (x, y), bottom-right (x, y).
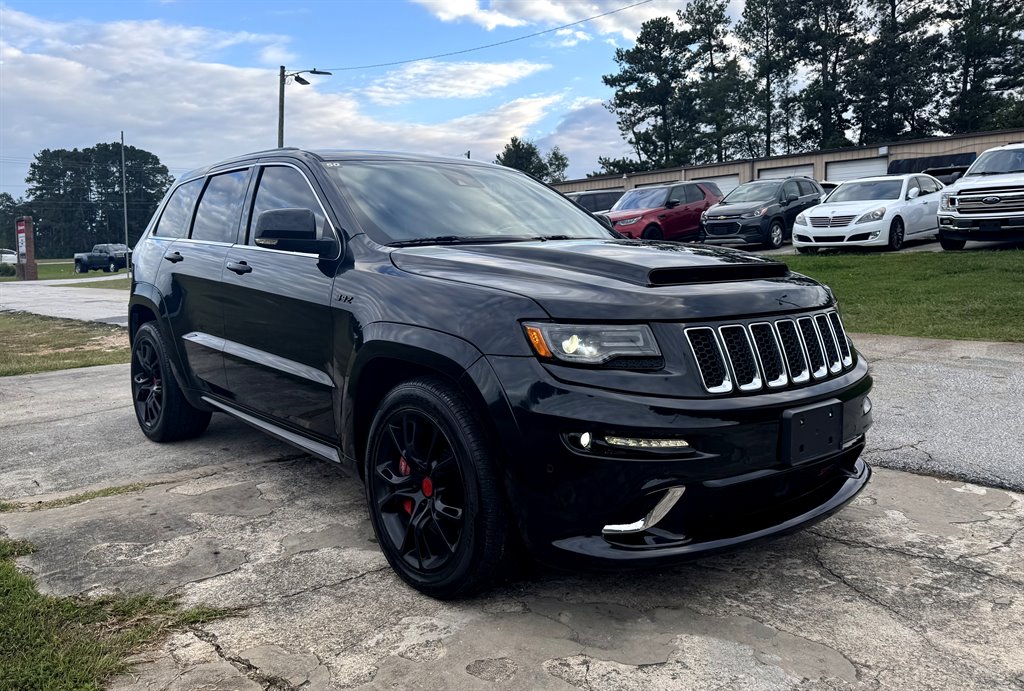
top-left (1, 334), bottom-right (1023, 689)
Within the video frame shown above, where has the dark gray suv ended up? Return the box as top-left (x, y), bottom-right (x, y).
top-left (701, 177), bottom-right (824, 249)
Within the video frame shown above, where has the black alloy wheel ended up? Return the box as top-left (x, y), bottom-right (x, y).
top-left (887, 218), bottom-right (905, 251)
top-left (366, 377), bottom-right (509, 598)
top-left (130, 323), bottom-right (212, 442)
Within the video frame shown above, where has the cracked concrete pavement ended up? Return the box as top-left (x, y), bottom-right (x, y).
top-left (1, 336), bottom-right (1022, 689)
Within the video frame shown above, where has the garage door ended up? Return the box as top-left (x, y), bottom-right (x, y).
top-left (758, 164), bottom-right (813, 180)
top-left (694, 174), bottom-right (740, 195)
top-left (826, 157), bottom-right (888, 182)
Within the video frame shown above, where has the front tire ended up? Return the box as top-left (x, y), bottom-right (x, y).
top-left (365, 376), bottom-right (510, 599)
top-left (939, 235), bottom-right (966, 251)
top-left (764, 220), bottom-right (784, 249)
top-left (641, 224), bottom-right (663, 241)
top-left (131, 323), bottom-right (212, 442)
top-left (887, 218), bottom-right (905, 251)
top-left (74, 262), bottom-right (87, 274)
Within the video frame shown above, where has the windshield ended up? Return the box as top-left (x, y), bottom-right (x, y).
top-left (827, 180), bottom-right (903, 202)
top-left (324, 160), bottom-right (613, 244)
top-left (721, 182), bottom-right (781, 204)
top-left (965, 149), bottom-right (1024, 176)
top-left (610, 187), bottom-right (668, 211)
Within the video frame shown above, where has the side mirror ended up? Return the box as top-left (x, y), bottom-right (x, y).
top-left (950, 171), bottom-right (963, 182)
top-left (665, 198), bottom-right (681, 209)
top-left (595, 213), bottom-right (614, 231)
top-left (255, 208), bottom-right (337, 257)
top-left (907, 188), bottom-right (921, 200)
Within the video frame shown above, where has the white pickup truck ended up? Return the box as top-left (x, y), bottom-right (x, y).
top-left (938, 143), bottom-right (1024, 250)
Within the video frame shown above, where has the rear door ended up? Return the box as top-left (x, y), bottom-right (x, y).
top-left (165, 170), bottom-right (251, 392)
top-left (904, 177), bottom-right (929, 233)
top-left (219, 163), bottom-right (339, 438)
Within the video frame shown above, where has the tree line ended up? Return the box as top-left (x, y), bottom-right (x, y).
top-left (0, 144), bottom-right (171, 258)
top-left (592, 0), bottom-right (1024, 175)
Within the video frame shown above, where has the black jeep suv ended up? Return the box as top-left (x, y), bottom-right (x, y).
top-left (701, 177), bottom-right (824, 249)
top-left (128, 149), bottom-right (872, 598)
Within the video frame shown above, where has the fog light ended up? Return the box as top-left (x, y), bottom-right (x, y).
top-left (868, 231), bottom-right (880, 240)
top-left (862, 396), bottom-right (872, 416)
top-left (605, 436), bottom-right (689, 449)
top-left (579, 432), bottom-right (592, 450)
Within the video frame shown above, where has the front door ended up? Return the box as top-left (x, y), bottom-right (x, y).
top-left (220, 164), bottom-right (338, 439)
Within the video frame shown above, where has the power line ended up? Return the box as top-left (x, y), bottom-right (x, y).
top-left (322, 0), bottom-right (654, 72)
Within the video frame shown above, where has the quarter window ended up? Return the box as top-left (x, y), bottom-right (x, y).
top-left (191, 170), bottom-right (249, 243)
top-left (153, 179), bottom-right (203, 239)
top-left (249, 166), bottom-right (328, 244)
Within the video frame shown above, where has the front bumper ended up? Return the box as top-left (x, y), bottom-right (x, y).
top-left (701, 218), bottom-right (767, 244)
top-left (483, 354), bottom-right (873, 570)
top-left (937, 214), bottom-right (1024, 242)
top-left (792, 220), bottom-right (888, 248)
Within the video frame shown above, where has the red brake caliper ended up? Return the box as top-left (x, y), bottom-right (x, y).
top-left (399, 457), bottom-right (413, 514)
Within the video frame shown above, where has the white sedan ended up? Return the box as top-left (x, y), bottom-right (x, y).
top-left (792, 174), bottom-right (944, 252)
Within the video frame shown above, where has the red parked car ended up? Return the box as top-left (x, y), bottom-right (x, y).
top-left (605, 181), bottom-right (722, 241)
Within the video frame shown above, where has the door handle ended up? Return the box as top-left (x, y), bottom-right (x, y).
top-left (226, 261), bottom-right (252, 275)
top-left (163, 251), bottom-right (183, 263)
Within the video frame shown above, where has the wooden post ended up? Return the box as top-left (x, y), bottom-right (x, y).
top-left (14, 216), bottom-right (38, 281)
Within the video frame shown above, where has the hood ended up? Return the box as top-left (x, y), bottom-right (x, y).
top-left (605, 207), bottom-right (659, 221)
top-left (806, 200), bottom-right (890, 216)
top-left (949, 172), bottom-right (1024, 192)
top-left (390, 239), bottom-right (832, 320)
top-left (706, 201), bottom-right (775, 217)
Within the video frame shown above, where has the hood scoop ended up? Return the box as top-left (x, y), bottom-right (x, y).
top-left (648, 262), bottom-right (789, 286)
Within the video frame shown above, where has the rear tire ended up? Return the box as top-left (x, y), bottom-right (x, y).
top-left (939, 235), bottom-right (966, 251)
top-left (108, 260), bottom-right (118, 273)
top-left (365, 376), bottom-right (510, 599)
top-left (131, 323), bottom-right (212, 442)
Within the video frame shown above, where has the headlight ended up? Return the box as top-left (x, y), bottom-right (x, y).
top-left (740, 207), bottom-right (768, 219)
top-left (940, 193), bottom-right (953, 210)
top-left (700, 211), bottom-right (708, 221)
top-left (795, 212), bottom-right (807, 225)
top-left (855, 207), bottom-right (886, 224)
top-left (523, 323), bottom-right (660, 365)
top-left (616, 217), bottom-right (641, 226)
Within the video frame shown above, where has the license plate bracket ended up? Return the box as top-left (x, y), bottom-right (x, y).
top-left (782, 399), bottom-right (843, 465)
top-left (979, 219), bottom-right (1001, 233)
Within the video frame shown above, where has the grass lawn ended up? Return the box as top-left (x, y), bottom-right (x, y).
top-left (783, 249), bottom-right (1024, 342)
top-left (64, 277), bottom-right (131, 290)
top-left (0, 261), bottom-right (76, 282)
top-left (0, 537), bottom-right (225, 690)
top-left (0, 313), bottom-right (129, 376)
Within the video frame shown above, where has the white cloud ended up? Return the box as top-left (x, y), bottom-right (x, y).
top-left (365, 59), bottom-right (550, 105)
top-left (554, 28), bottom-right (591, 47)
top-left (536, 98), bottom-right (633, 179)
top-left (410, 0), bottom-right (525, 30)
top-left (259, 43), bottom-right (298, 66)
top-left (0, 8), bottom-right (564, 195)
top-left (413, 0), bottom-right (680, 41)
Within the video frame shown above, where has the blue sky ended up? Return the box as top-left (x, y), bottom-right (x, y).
top-left (0, 0), bottom-right (700, 197)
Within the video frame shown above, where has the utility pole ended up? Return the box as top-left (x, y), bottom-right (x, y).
top-left (278, 66), bottom-right (286, 148)
top-left (121, 130), bottom-right (130, 277)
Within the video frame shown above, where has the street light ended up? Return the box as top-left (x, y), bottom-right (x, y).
top-left (278, 66), bottom-right (332, 148)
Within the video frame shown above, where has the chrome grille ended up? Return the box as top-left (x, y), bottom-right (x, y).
top-left (951, 186), bottom-right (1024, 214)
top-left (686, 310), bottom-right (853, 394)
top-left (809, 215), bottom-right (856, 228)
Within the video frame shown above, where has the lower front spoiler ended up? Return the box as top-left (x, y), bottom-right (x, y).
top-left (545, 455), bottom-right (871, 571)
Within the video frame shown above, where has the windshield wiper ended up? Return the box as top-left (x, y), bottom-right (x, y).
top-left (388, 235), bottom-right (535, 247)
top-left (528, 234), bottom-right (577, 241)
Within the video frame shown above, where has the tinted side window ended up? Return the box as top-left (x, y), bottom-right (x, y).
top-left (918, 176), bottom-right (939, 195)
top-left (153, 179), bottom-right (203, 239)
top-left (907, 177), bottom-right (922, 196)
top-left (577, 195), bottom-right (599, 212)
top-left (685, 184), bottom-right (704, 203)
top-left (191, 171), bottom-right (249, 243)
top-left (783, 181), bottom-right (800, 199)
top-left (249, 166), bottom-right (328, 244)
top-left (797, 180), bottom-right (818, 196)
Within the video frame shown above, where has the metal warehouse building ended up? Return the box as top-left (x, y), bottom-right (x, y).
top-left (551, 128), bottom-right (1024, 196)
